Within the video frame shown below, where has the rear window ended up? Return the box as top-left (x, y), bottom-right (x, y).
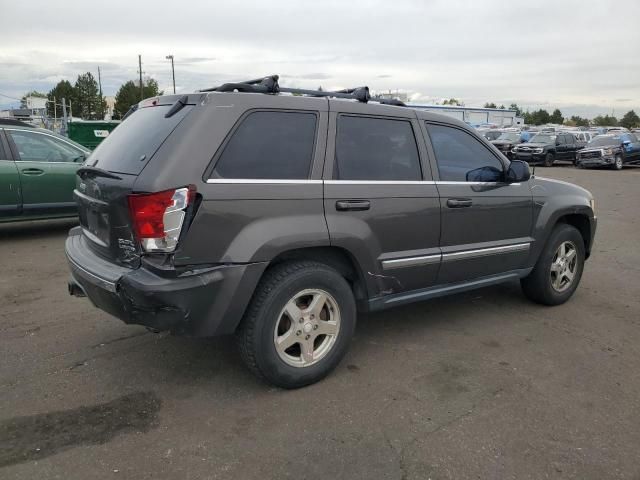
top-left (211, 111), bottom-right (317, 179)
top-left (89, 104), bottom-right (193, 175)
top-left (335, 115), bottom-right (421, 181)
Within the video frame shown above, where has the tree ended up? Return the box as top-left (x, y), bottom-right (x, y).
top-left (524, 109), bottom-right (551, 125)
top-left (20, 90), bottom-right (47, 109)
top-left (593, 115), bottom-right (618, 127)
top-left (499, 105), bottom-right (505, 110)
top-left (620, 110), bottom-right (640, 129)
top-left (484, 102), bottom-right (497, 109)
top-left (46, 80), bottom-right (75, 117)
top-left (113, 78), bottom-right (163, 119)
top-left (443, 98), bottom-right (462, 106)
top-left (509, 103), bottom-right (522, 116)
top-left (568, 115), bottom-right (589, 127)
top-left (550, 109), bottom-right (564, 124)
top-left (74, 72), bottom-right (106, 119)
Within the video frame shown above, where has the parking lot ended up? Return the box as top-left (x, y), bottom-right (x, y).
top-left (0, 166), bottom-right (639, 479)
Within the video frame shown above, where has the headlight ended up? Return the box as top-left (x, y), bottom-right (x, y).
top-left (533, 148), bottom-right (544, 154)
top-left (590, 198), bottom-right (595, 214)
top-left (603, 148), bottom-right (614, 155)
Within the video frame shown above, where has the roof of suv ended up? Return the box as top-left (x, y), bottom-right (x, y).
top-left (0, 118), bottom-right (34, 128)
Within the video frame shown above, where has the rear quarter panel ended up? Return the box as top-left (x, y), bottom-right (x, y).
top-left (134, 93), bottom-right (331, 265)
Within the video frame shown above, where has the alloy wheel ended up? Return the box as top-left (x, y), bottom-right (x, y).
top-left (273, 289), bottom-right (341, 368)
top-left (550, 241), bottom-right (578, 292)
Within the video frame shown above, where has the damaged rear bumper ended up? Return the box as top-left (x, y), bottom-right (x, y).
top-left (65, 227), bottom-right (266, 336)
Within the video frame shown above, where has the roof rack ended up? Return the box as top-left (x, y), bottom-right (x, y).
top-left (199, 75), bottom-right (406, 107)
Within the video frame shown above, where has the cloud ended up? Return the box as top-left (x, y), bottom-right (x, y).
top-left (0, 0), bottom-right (638, 117)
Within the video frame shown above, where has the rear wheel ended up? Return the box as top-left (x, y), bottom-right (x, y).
top-left (612, 155), bottom-right (623, 170)
top-left (236, 261), bottom-right (356, 389)
top-left (521, 224), bottom-right (585, 306)
top-left (543, 152), bottom-right (555, 167)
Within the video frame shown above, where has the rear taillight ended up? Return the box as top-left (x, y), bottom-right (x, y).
top-left (128, 185), bottom-right (196, 252)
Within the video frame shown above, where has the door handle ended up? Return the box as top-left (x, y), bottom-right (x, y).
top-left (21, 168), bottom-right (45, 176)
top-left (447, 198), bottom-right (473, 208)
top-left (336, 200), bottom-right (371, 211)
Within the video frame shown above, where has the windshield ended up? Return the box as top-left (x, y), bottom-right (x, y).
top-left (588, 136), bottom-right (620, 147)
top-left (89, 104), bottom-right (193, 175)
top-left (530, 134), bottom-right (555, 143)
top-left (496, 132), bottom-right (520, 142)
top-left (484, 131), bottom-right (502, 140)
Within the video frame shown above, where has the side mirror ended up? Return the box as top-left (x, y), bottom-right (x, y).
top-left (506, 160), bottom-right (531, 183)
top-left (466, 166), bottom-right (503, 183)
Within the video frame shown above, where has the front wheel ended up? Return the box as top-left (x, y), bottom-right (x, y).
top-left (612, 155), bottom-right (623, 170)
top-left (543, 152), bottom-right (555, 167)
top-left (521, 224), bottom-right (585, 306)
top-left (236, 261), bottom-right (356, 389)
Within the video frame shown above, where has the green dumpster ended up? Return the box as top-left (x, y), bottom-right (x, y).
top-left (67, 121), bottom-right (120, 150)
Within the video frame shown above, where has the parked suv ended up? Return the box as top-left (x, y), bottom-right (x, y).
top-left (512, 132), bottom-right (581, 166)
top-left (576, 133), bottom-right (640, 170)
top-left (66, 76), bottom-right (596, 388)
top-left (490, 131), bottom-right (525, 159)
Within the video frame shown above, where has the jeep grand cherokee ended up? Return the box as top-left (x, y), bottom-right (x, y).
top-left (66, 76), bottom-right (597, 388)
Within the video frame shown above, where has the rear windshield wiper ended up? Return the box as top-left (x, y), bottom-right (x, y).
top-left (77, 166), bottom-right (122, 180)
top-left (165, 95), bottom-right (190, 118)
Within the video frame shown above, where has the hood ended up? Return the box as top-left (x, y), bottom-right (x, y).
top-left (583, 141), bottom-right (620, 150)
top-left (491, 140), bottom-right (514, 146)
top-left (521, 142), bottom-right (550, 148)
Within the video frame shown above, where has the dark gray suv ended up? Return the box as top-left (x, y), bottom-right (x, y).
top-left (66, 76), bottom-right (596, 388)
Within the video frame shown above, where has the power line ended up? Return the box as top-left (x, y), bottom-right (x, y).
top-left (0, 92), bottom-right (21, 101)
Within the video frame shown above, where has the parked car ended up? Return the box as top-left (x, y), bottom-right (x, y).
top-left (490, 131), bottom-right (525, 159)
top-left (512, 132), bottom-right (581, 166)
top-left (0, 120), bottom-right (90, 222)
top-left (66, 76), bottom-right (596, 388)
top-left (576, 133), bottom-right (640, 170)
top-left (481, 129), bottom-right (503, 141)
top-left (566, 131), bottom-right (595, 149)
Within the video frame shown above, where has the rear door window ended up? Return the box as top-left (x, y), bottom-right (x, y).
top-left (90, 104), bottom-right (193, 175)
top-left (211, 111), bottom-right (317, 179)
top-left (334, 115), bottom-right (422, 180)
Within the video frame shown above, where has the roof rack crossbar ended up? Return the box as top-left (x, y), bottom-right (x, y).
top-left (199, 75), bottom-right (404, 106)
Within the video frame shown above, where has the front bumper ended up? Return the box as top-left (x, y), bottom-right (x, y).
top-left (576, 155), bottom-right (615, 168)
top-left (513, 152), bottom-right (544, 163)
top-left (66, 227), bottom-right (267, 336)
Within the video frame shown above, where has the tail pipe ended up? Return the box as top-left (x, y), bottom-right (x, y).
top-left (68, 280), bottom-right (86, 298)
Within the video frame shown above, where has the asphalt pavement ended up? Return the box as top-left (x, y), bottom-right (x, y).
top-left (1, 166), bottom-right (639, 479)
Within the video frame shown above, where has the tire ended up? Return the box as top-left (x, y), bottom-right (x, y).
top-left (236, 261), bottom-right (356, 389)
top-left (521, 224), bottom-right (585, 306)
top-left (612, 155), bottom-right (623, 170)
top-left (543, 152), bottom-right (555, 167)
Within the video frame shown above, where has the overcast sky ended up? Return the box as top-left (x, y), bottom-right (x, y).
top-left (1, 0), bottom-right (638, 117)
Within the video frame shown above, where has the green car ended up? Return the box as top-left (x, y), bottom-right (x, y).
top-left (0, 120), bottom-right (90, 222)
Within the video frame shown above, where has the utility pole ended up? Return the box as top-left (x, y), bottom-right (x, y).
top-left (138, 54), bottom-right (144, 101)
top-left (166, 55), bottom-right (176, 94)
top-left (97, 65), bottom-right (103, 119)
top-left (62, 97), bottom-right (68, 136)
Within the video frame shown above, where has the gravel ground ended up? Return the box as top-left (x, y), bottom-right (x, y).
top-left (1, 166), bottom-right (639, 479)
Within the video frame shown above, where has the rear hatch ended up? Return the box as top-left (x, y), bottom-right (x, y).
top-left (74, 96), bottom-right (196, 268)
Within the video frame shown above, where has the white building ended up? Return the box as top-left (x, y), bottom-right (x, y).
top-left (408, 104), bottom-right (519, 127)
